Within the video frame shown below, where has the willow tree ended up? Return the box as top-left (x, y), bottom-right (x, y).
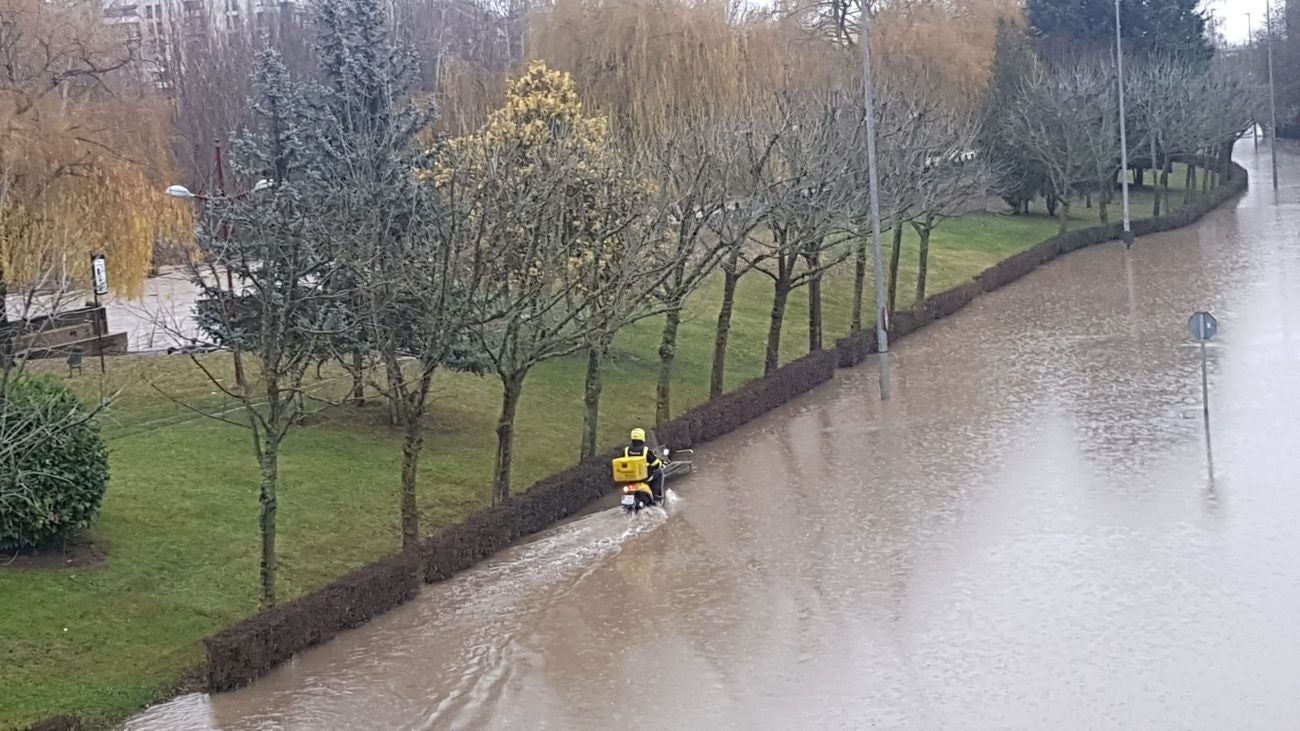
top-left (787, 0), bottom-right (1021, 108)
top-left (0, 0), bottom-right (185, 335)
top-left (526, 0), bottom-right (763, 149)
top-left (442, 62), bottom-right (646, 500)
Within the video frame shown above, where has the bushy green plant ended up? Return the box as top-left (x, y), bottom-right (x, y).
top-left (0, 374), bottom-right (110, 551)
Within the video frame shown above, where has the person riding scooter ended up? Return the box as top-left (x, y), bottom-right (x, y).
top-left (625, 428), bottom-right (665, 504)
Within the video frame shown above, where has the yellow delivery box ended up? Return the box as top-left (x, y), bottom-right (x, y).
top-left (612, 454), bottom-right (649, 483)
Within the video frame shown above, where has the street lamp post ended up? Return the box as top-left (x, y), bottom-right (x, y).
top-left (1247, 12), bottom-right (1259, 149)
top-left (1266, 0), bottom-right (1279, 191)
top-left (861, 7), bottom-right (892, 401)
top-left (1115, 0), bottom-right (1135, 247)
top-left (165, 143), bottom-right (273, 389)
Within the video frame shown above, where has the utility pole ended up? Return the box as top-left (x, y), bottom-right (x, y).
top-left (861, 6), bottom-right (891, 400)
top-left (1247, 12), bottom-right (1259, 150)
top-left (214, 141), bottom-right (247, 389)
top-left (1115, 0), bottom-right (1134, 247)
top-left (1267, 0), bottom-right (1279, 191)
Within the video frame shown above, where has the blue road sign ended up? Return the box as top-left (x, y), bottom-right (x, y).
top-left (1188, 311), bottom-right (1218, 342)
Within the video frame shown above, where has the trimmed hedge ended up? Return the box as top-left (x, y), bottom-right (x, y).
top-left (23, 716), bottom-right (85, 731)
top-left (203, 550), bottom-right (421, 691)
top-left (667, 349), bottom-right (838, 446)
top-left (196, 164), bottom-right (1248, 697)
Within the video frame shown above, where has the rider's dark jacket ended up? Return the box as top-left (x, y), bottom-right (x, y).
top-left (624, 442), bottom-right (662, 472)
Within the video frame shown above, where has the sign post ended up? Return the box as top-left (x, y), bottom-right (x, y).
top-left (1188, 311), bottom-right (1218, 424)
top-left (90, 254), bottom-right (108, 377)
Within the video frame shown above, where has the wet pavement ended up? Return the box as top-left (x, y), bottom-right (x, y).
top-left (126, 141), bottom-right (1300, 729)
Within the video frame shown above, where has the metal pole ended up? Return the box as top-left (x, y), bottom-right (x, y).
top-left (1200, 341), bottom-right (1210, 423)
top-left (1115, 0), bottom-right (1134, 247)
top-left (93, 289), bottom-right (106, 376)
top-left (861, 7), bottom-right (891, 400)
top-left (92, 283), bottom-right (106, 408)
top-left (214, 141), bottom-right (247, 389)
top-left (1266, 0), bottom-right (1279, 191)
top-left (1248, 13), bottom-right (1259, 150)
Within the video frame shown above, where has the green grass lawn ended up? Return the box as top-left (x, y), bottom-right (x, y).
top-left (0, 181), bottom-right (1194, 728)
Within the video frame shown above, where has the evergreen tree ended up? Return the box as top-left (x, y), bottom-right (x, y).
top-left (980, 21), bottom-right (1051, 213)
top-left (311, 0), bottom-right (488, 547)
top-left (1026, 0), bottom-right (1212, 62)
top-left (192, 49), bottom-right (345, 608)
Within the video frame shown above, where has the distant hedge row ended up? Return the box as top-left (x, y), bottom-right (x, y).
top-left (102, 164), bottom-right (1252, 715)
top-left (838, 166), bottom-right (1248, 365)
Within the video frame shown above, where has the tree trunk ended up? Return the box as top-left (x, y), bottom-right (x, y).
top-left (1098, 192), bottom-right (1109, 224)
top-left (805, 251), bottom-right (823, 353)
top-left (887, 219), bottom-right (904, 314)
top-left (1184, 163), bottom-right (1196, 204)
top-left (1201, 160), bottom-right (1212, 194)
top-left (1149, 133), bottom-right (1162, 217)
top-left (398, 398), bottom-right (423, 549)
top-left (350, 351), bottom-right (365, 405)
top-left (710, 267), bottom-right (739, 399)
top-left (258, 445), bottom-right (280, 609)
top-left (1057, 200), bottom-right (1071, 235)
top-left (395, 366), bottom-right (433, 550)
top-left (764, 276), bottom-right (791, 376)
top-left (1135, 167), bottom-right (1145, 187)
top-left (655, 306), bottom-right (682, 428)
top-left (915, 221), bottom-right (933, 303)
top-left (493, 372), bottom-right (526, 503)
top-left (850, 235), bottom-right (867, 332)
top-left (1160, 158), bottom-right (1171, 212)
top-left (1046, 196), bottom-right (1059, 218)
top-left (1085, 190), bottom-right (1093, 208)
top-left (0, 270), bottom-right (10, 368)
top-left (581, 344), bottom-right (604, 459)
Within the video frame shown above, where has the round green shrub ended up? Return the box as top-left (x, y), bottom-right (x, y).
top-left (0, 374), bottom-right (110, 551)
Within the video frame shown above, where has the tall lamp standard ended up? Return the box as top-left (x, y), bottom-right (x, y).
top-left (861, 5), bottom-right (892, 400)
top-left (165, 142), bottom-right (273, 389)
top-left (1266, 0), bottom-right (1279, 191)
top-left (1247, 12), bottom-right (1259, 150)
top-left (1114, 0), bottom-right (1135, 247)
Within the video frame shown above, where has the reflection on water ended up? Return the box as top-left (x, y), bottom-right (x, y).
top-left (127, 141), bottom-right (1300, 729)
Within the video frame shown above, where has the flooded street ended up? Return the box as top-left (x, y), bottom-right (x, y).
top-left (128, 142), bottom-right (1300, 730)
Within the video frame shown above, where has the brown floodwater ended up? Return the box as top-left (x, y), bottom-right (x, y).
top-left (126, 141), bottom-right (1300, 729)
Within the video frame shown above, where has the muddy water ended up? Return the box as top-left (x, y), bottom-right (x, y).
top-left (127, 142), bottom-right (1300, 729)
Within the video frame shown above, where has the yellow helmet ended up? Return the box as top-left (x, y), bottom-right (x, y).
top-left (630, 428), bottom-right (646, 442)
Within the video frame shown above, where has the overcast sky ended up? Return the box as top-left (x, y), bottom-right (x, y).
top-left (1206, 0), bottom-right (1272, 44)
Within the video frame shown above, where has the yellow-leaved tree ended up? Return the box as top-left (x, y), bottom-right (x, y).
top-left (434, 61), bottom-right (654, 501)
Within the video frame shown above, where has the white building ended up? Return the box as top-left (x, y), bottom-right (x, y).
top-left (101, 0), bottom-right (303, 87)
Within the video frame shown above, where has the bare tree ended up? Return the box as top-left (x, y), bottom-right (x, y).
top-left (706, 198), bottom-right (770, 399)
top-left (1000, 61), bottom-right (1109, 234)
top-left (644, 117), bottom-right (757, 425)
top-left (185, 50), bottom-right (347, 608)
top-left (748, 89), bottom-right (860, 374)
top-left (906, 119), bottom-right (990, 302)
top-left (572, 162), bottom-right (666, 460)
